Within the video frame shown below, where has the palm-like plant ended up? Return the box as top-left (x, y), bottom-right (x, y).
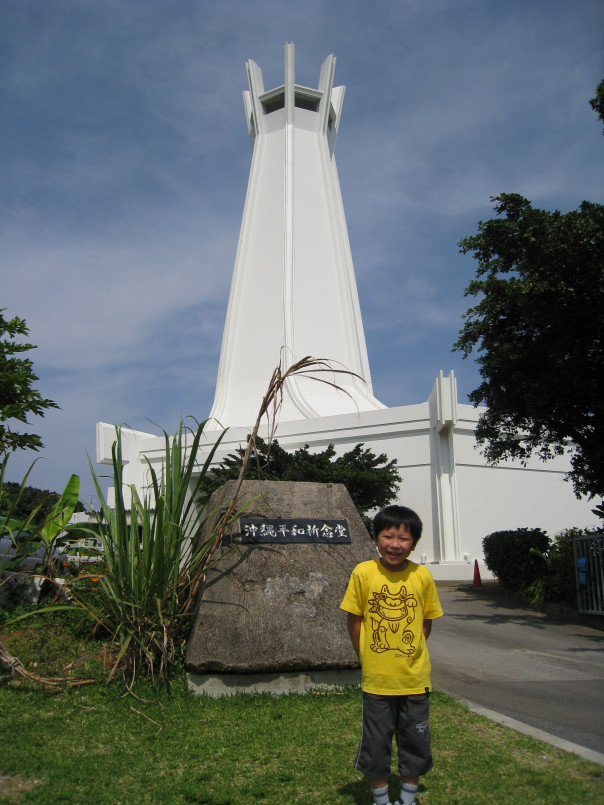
top-left (72, 418), bottom-right (234, 682)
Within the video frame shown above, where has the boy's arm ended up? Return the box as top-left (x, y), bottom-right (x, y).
top-left (347, 612), bottom-right (362, 660)
top-left (423, 619), bottom-right (432, 640)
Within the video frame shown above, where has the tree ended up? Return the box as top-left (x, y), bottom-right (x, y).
top-left (202, 436), bottom-right (401, 531)
top-left (454, 193), bottom-right (604, 498)
top-left (589, 78), bottom-right (604, 135)
top-left (0, 309), bottom-right (59, 457)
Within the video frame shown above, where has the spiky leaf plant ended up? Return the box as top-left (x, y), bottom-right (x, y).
top-left (69, 418), bottom-right (236, 683)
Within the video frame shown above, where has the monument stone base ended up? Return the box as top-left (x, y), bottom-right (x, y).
top-left (187, 668), bottom-right (362, 698)
top-left (185, 480), bottom-right (375, 688)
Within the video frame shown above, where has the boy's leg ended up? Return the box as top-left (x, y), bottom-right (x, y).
top-left (397, 781), bottom-right (419, 805)
top-left (355, 693), bottom-right (396, 803)
top-left (394, 693), bottom-right (432, 804)
top-left (369, 782), bottom-right (391, 805)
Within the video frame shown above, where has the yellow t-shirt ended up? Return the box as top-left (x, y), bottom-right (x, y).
top-left (340, 559), bottom-right (443, 695)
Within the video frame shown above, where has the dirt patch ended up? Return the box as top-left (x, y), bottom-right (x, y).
top-left (0, 773), bottom-right (40, 803)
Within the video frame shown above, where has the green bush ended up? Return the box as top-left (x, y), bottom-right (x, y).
top-left (202, 436), bottom-right (401, 534)
top-left (545, 527), bottom-right (601, 607)
top-left (546, 528), bottom-right (581, 606)
top-left (482, 528), bottom-right (550, 589)
top-left (483, 526), bottom-right (600, 609)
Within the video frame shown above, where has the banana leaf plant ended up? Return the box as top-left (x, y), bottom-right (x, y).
top-left (0, 454), bottom-right (80, 576)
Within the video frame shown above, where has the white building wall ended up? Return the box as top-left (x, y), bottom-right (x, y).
top-left (96, 370), bottom-right (597, 580)
top-left (455, 463), bottom-right (592, 553)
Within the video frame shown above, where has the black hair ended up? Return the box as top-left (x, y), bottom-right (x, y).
top-left (372, 505), bottom-right (423, 545)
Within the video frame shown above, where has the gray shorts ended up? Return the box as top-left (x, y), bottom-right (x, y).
top-left (354, 691), bottom-right (433, 779)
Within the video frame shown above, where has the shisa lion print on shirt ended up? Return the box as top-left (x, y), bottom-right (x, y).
top-left (368, 583), bottom-right (417, 655)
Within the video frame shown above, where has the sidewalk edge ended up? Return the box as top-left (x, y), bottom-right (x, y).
top-left (436, 687), bottom-right (604, 767)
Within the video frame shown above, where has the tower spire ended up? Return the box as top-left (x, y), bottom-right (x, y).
top-left (210, 43), bottom-right (384, 426)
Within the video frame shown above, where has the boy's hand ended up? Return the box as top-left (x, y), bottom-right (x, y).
top-left (423, 619), bottom-right (432, 640)
top-left (347, 613), bottom-right (362, 660)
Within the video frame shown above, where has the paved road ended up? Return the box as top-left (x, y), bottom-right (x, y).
top-left (429, 584), bottom-right (604, 756)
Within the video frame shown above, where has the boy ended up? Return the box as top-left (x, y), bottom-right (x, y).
top-left (340, 505), bottom-right (443, 805)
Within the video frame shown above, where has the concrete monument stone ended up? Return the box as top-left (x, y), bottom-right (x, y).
top-left (185, 479), bottom-right (374, 696)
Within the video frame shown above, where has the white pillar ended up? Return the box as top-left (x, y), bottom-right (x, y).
top-left (428, 371), bottom-right (461, 562)
top-left (209, 43), bottom-right (384, 428)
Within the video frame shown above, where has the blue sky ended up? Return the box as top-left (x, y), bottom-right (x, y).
top-left (2, 0), bottom-right (603, 505)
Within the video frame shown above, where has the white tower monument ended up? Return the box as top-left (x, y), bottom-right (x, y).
top-left (96, 44), bottom-right (596, 579)
top-left (209, 43), bottom-right (385, 427)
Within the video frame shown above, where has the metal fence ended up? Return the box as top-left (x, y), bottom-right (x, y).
top-left (574, 532), bottom-right (604, 615)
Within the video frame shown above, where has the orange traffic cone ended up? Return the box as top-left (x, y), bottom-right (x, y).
top-left (473, 559), bottom-right (482, 587)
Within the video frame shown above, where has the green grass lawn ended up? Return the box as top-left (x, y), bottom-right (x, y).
top-left (1, 614), bottom-right (603, 805)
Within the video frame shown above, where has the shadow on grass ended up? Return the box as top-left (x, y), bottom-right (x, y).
top-left (338, 778), bottom-right (367, 804)
top-left (159, 776), bottom-right (237, 805)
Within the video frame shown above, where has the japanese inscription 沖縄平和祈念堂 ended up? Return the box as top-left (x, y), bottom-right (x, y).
top-left (237, 518), bottom-right (351, 544)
